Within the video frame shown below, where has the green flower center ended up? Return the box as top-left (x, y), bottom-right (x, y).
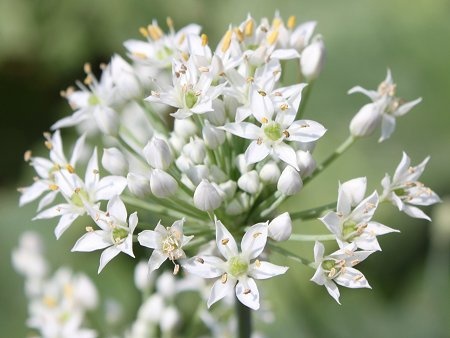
top-left (343, 220), bottom-right (358, 240)
top-left (156, 46), bottom-right (173, 61)
top-left (228, 256), bottom-right (248, 277)
top-left (88, 95), bottom-right (100, 106)
top-left (70, 189), bottom-right (90, 207)
top-left (185, 91), bottom-right (198, 109)
top-left (112, 227), bottom-right (128, 243)
top-left (393, 188), bottom-right (406, 196)
top-left (263, 122), bottom-right (282, 141)
top-left (321, 259), bottom-right (336, 271)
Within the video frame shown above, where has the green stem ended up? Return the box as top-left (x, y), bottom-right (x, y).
top-left (290, 202), bottom-right (336, 220)
top-left (236, 298), bottom-right (252, 338)
top-left (269, 244), bottom-right (312, 266)
top-left (303, 135), bottom-right (356, 186)
top-left (289, 234), bottom-right (336, 241)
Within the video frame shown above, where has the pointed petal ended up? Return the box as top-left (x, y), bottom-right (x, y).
top-left (138, 230), bottom-right (162, 250)
top-left (98, 246), bottom-right (121, 273)
top-left (70, 133), bottom-right (87, 167)
top-left (378, 114), bottom-right (396, 142)
top-left (94, 176), bottom-right (127, 201)
top-left (324, 280), bottom-right (341, 304)
top-left (207, 277), bottom-right (235, 308)
top-left (19, 181), bottom-right (49, 206)
top-left (334, 267), bottom-right (371, 289)
top-left (235, 277), bottom-right (260, 310)
top-left (249, 261), bottom-right (288, 280)
top-left (273, 143), bottom-right (299, 170)
top-left (182, 256), bottom-right (225, 278)
top-left (350, 191), bottom-right (379, 224)
top-left (241, 222), bottom-right (268, 260)
top-left (347, 86), bottom-right (378, 100)
top-left (394, 97), bottom-right (422, 117)
top-left (148, 250), bottom-right (167, 273)
top-left (402, 204), bottom-right (431, 221)
top-left (107, 195), bottom-right (127, 223)
top-left (287, 120), bottom-right (327, 142)
top-left (72, 231), bottom-right (111, 252)
top-left (222, 122), bottom-right (261, 139)
top-left (85, 148), bottom-right (99, 189)
top-left (245, 140), bottom-right (271, 165)
top-left (319, 212), bottom-right (341, 238)
top-left (313, 241), bottom-right (325, 263)
top-left (54, 213), bottom-right (80, 239)
top-left (215, 219), bottom-right (238, 260)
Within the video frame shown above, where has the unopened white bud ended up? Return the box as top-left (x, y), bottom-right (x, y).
top-left (110, 54), bottom-right (141, 100)
top-left (74, 274), bottom-right (99, 310)
top-left (259, 162), bottom-right (281, 184)
top-left (225, 193), bottom-right (249, 215)
top-left (186, 165), bottom-right (209, 186)
top-left (193, 179), bottom-right (223, 211)
top-left (134, 261), bottom-right (154, 291)
top-left (183, 139), bottom-right (206, 164)
top-left (144, 137), bottom-right (173, 170)
top-left (296, 150), bottom-right (316, 178)
top-left (236, 154), bottom-right (251, 174)
top-left (238, 170), bottom-right (260, 194)
top-left (175, 155), bottom-right (192, 173)
top-left (206, 99), bottom-right (227, 126)
top-left (219, 180), bottom-right (237, 200)
top-left (150, 169), bottom-right (178, 198)
top-left (102, 147), bottom-right (128, 175)
top-left (169, 133), bottom-right (185, 153)
top-left (268, 212), bottom-right (292, 241)
top-left (300, 37), bottom-right (325, 81)
top-left (174, 118), bottom-right (197, 139)
top-left (210, 165), bottom-right (227, 183)
top-left (224, 96), bottom-right (239, 120)
top-left (127, 173), bottom-right (151, 197)
top-left (139, 294), bottom-right (164, 322)
top-left (202, 121), bottom-right (226, 149)
top-left (160, 306), bottom-right (180, 332)
top-left (277, 166), bottom-right (303, 195)
top-left (156, 272), bottom-right (176, 298)
top-left (349, 102), bottom-right (382, 138)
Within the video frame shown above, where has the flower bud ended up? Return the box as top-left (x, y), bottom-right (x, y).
top-left (139, 294), bottom-right (164, 322)
top-left (127, 173), bottom-right (151, 197)
top-left (225, 194), bottom-right (249, 215)
top-left (175, 155), bottom-right (192, 173)
top-left (183, 139), bottom-right (206, 164)
top-left (349, 103), bottom-right (382, 138)
top-left (150, 169), bottom-right (178, 198)
top-left (238, 170), bottom-right (260, 194)
top-left (219, 180), bottom-right (237, 200)
top-left (268, 212), bottom-right (292, 241)
top-left (193, 179), bottom-right (223, 211)
top-left (160, 306), bottom-right (180, 333)
top-left (296, 150), bottom-right (316, 178)
top-left (156, 271), bottom-right (176, 298)
top-left (236, 154), bottom-right (251, 174)
top-left (102, 147), bottom-right (128, 175)
top-left (277, 166), bottom-right (303, 195)
top-left (300, 37), bottom-right (325, 81)
top-left (206, 99), bottom-right (227, 126)
top-left (259, 162), bottom-right (281, 184)
top-left (210, 165), bottom-right (228, 183)
top-left (186, 165), bottom-right (209, 186)
top-left (169, 133), bottom-right (185, 153)
top-left (134, 261), bottom-right (154, 291)
top-left (174, 118), bottom-right (197, 139)
top-left (144, 137), bottom-right (173, 170)
top-left (202, 120), bottom-right (226, 149)
top-left (74, 274), bottom-right (99, 310)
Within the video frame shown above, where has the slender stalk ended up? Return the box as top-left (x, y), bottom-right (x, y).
top-left (290, 202), bottom-right (336, 220)
top-left (289, 234), bottom-right (336, 241)
top-left (303, 135), bottom-right (355, 186)
top-left (236, 299), bottom-right (252, 338)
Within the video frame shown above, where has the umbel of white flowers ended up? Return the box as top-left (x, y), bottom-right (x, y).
top-left (15, 11), bottom-right (440, 338)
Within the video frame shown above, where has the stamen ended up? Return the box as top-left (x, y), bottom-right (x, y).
top-left (280, 103), bottom-right (289, 111)
top-left (201, 33), bottom-right (208, 46)
top-left (234, 28), bottom-right (244, 42)
top-left (66, 164), bottom-right (75, 174)
top-left (139, 27), bottom-right (148, 37)
top-left (166, 17), bottom-right (174, 30)
top-left (49, 184), bottom-right (59, 191)
top-left (351, 259), bottom-right (360, 266)
top-left (221, 29), bottom-right (233, 53)
top-left (283, 130), bottom-right (290, 138)
top-left (85, 226), bottom-right (94, 232)
top-left (258, 90), bottom-right (267, 96)
top-left (287, 16), bottom-right (296, 29)
top-left (244, 19), bottom-right (254, 37)
top-left (173, 264), bottom-right (180, 275)
top-left (221, 238), bottom-right (230, 245)
top-left (196, 257), bottom-right (205, 264)
top-left (255, 259), bottom-right (261, 267)
top-left (252, 232), bottom-right (262, 238)
top-left (243, 288), bottom-right (251, 294)
top-left (257, 137), bottom-right (263, 145)
top-left (83, 63), bottom-right (92, 74)
top-left (24, 150), bottom-right (32, 162)
top-left (261, 117), bottom-right (269, 123)
top-left (221, 273), bottom-right (228, 284)
top-left (267, 30), bottom-right (279, 45)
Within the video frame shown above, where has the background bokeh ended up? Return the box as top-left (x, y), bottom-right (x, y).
top-left (1, 0), bottom-right (449, 337)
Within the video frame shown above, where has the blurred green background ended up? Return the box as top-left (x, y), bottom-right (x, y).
top-left (1, 0), bottom-right (449, 337)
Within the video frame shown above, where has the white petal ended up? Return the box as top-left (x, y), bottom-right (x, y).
top-left (128, 212), bottom-right (139, 233)
top-left (367, 221), bottom-right (399, 235)
top-left (235, 277), bottom-right (260, 310)
top-left (98, 246), bottom-right (121, 273)
top-left (288, 120), bottom-right (327, 143)
top-left (215, 219), bottom-right (238, 260)
top-left (350, 191), bottom-right (379, 224)
top-left (273, 143), bottom-right (299, 170)
top-left (70, 133), bottom-right (87, 167)
top-left (94, 176), bottom-right (127, 201)
top-left (245, 140), bottom-right (271, 165)
top-left (241, 222), bottom-right (268, 260)
top-left (85, 148), bottom-right (99, 189)
top-left (72, 231), bottom-right (111, 252)
top-left (54, 213), bottom-right (79, 239)
top-left (402, 204), bottom-right (431, 221)
top-left (319, 212), bottom-right (341, 238)
top-left (19, 181), bottom-right (49, 206)
top-left (347, 86), bottom-right (378, 100)
top-left (107, 195), bottom-right (127, 223)
top-left (334, 267), bottom-right (371, 289)
top-left (394, 97), bottom-right (422, 117)
top-left (339, 177), bottom-right (367, 208)
top-left (271, 48), bottom-right (300, 60)
top-left (182, 256), bottom-right (225, 278)
top-left (249, 261), bottom-right (288, 280)
top-left (207, 277), bottom-right (235, 308)
top-left (33, 203), bottom-right (73, 220)
top-left (117, 235), bottom-right (135, 257)
top-left (378, 114), bottom-right (396, 143)
top-left (148, 250), bottom-right (167, 273)
top-left (393, 152), bottom-right (411, 183)
top-left (222, 122), bottom-right (261, 140)
top-left (313, 241), bottom-right (325, 263)
top-left (37, 191), bottom-right (59, 211)
top-left (138, 230), bottom-right (162, 250)
top-left (324, 280), bottom-right (341, 304)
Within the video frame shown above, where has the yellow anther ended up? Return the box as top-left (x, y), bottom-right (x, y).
top-left (66, 164), bottom-right (75, 174)
top-left (261, 117), bottom-right (269, 124)
top-left (24, 150), bottom-right (32, 162)
top-left (43, 296), bottom-right (57, 308)
top-left (280, 103), bottom-right (289, 111)
top-left (201, 33), bottom-right (208, 46)
top-left (353, 274), bottom-right (364, 281)
top-left (221, 273), bottom-right (228, 284)
top-left (252, 231), bottom-right (262, 238)
top-left (234, 28), bottom-right (244, 42)
top-left (93, 169), bottom-right (99, 175)
top-left (166, 17), bottom-right (174, 30)
top-left (173, 264), bottom-right (180, 275)
top-left (287, 16), bottom-right (296, 30)
top-left (64, 283), bottom-right (74, 299)
top-left (74, 187), bottom-right (81, 194)
top-left (244, 19), bottom-right (254, 37)
top-left (283, 130), bottom-right (290, 138)
top-left (147, 24), bottom-right (163, 40)
top-left (178, 33), bottom-right (186, 45)
top-left (44, 141), bottom-right (52, 150)
top-left (243, 288), bottom-right (251, 294)
top-left (258, 90), bottom-right (267, 96)
top-left (196, 257), bottom-right (205, 264)
top-left (300, 123), bottom-right (310, 128)
top-left (267, 29), bottom-right (279, 45)
top-left (255, 259), bottom-right (261, 267)
top-left (272, 17), bottom-right (282, 29)
top-left (132, 52), bottom-right (148, 59)
top-left (83, 63), bottom-right (92, 74)
top-left (257, 137), bottom-right (263, 145)
top-left (273, 91), bottom-right (282, 96)
top-left (99, 63), bottom-right (107, 70)
top-left (351, 259), bottom-right (360, 266)
top-left (181, 52), bottom-right (189, 61)
top-left (86, 226), bottom-right (94, 232)
top-left (221, 238), bottom-right (230, 245)
top-left (221, 29), bottom-right (233, 53)
top-left (139, 27), bottom-right (148, 38)
top-left (84, 74), bottom-right (93, 85)
top-left (49, 184), bottom-right (59, 191)
top-left (246, 76), bottom-right (254, 83)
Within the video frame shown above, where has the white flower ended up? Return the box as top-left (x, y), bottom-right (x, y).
top-left (182, 218), bottom-right (288, 310)
top-left (300, 36), bottom-right (325, 81)
top-left (223, 85), bottom-right (326, 169)
top-left (138, 219), bottom-right (193, 273)
top-left (268, 212), bottom-right (292, 241)
top-left (277, 165), bottom-right (303, 195)
top-left (348, 69), bottom-right (422, 142)
top-left (310, 241), bottom-right (373, 304)
top-left (320, 177), bottom-right (399, 251)
top-left (143, 137), bottom-right (173, 170)
top-left (380, 152), bottom-right (440, 220)
top-left (72, 196), bottom-right (138, 273)
top-left (193, 179), bottom-right (223, 211)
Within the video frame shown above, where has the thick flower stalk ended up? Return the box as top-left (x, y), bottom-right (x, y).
top-left (15, 12), bottom-right (440, 338)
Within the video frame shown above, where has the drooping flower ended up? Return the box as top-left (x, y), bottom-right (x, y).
top-left (380, 152), bottom-right (440, 220)
top-left (72, 196), bottom-right (138, 273)
top-left (138, 219), bottom-right (193, 274)
top-left (182, 218), bottom-right (288, 310)
top-left (311, 241), bottom-right (373, 304)
top-left (320, 177), bottom-right (398, 251)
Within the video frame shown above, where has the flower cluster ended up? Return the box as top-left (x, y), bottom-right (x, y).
top-left (15, 12), bottom-right (440, 337)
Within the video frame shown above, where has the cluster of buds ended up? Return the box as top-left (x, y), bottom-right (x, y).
top-left (15, 12), bottom-right (439, 337)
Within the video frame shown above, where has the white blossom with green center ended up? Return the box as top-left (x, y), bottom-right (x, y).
top-left (320, 177), bottom-right (398, 251)
top-left (182, 218), bottom-right (288, 310)
top-left (72, 195), bottom-right (138, 273)
top-left (223, 84), bottom-right (326, 170)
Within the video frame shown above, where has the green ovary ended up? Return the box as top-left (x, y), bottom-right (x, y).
top-left (88, 95), bottom-right (100, 106)
top-left (343, 220), bottom-right (357, 239)
top-left (229, 256), bottom-right (248, 277)
top-left (112, 228), bottom-right (128, 243)
top-left (263, 122), bottom-right (282, 141)
top-left (185, 91), bottom-right (198, 109)
top-left (70, 189), bottom-right (90, 207)
top-left (321, 259), bottom-right (335, 271)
